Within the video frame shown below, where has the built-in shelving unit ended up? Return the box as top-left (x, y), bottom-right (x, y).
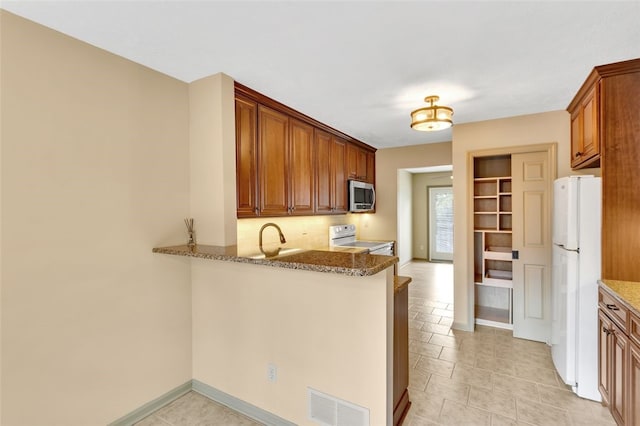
top-left (473, 155), bottom-right (513, 328)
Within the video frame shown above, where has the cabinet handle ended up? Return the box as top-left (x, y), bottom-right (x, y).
top-left (254, 207), bottom-right (259, 214)
top-left (602, 326), bottom-right (611, 335)
top-left (575, 151), bottom-right (582, 157)
top-left (606, 303), bottom-right (620, 311)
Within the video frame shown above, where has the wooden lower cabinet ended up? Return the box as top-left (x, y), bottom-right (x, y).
top-left (611, 325), bottom-right (628, 425)
top-left (599, 309), bottom-right (613, 405)
top-left (394, 276), bottom-right (411, 425)
top-left (598, 285), bottom-right (640, 426)
top-left (630, 343), bottom-right (640, 426)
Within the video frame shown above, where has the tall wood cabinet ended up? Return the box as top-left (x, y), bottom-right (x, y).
top-left (235, 82), bottom-right (376, 218)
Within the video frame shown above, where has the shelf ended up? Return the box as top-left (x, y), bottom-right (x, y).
top-left (484, 247), bottom-right (512, 261)
top-left (475, 305), bottom-right (511, 324)
top-left (474, 180), bottom-right (497, 197)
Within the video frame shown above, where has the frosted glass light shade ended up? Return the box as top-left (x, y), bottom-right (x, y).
top-left (410, 95), bottom-right (454, 131)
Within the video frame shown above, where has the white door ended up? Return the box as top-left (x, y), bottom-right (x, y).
top-left (429, 186), bottom-right (454, 261)
top-left (512, 151), bottom-right (552, 342)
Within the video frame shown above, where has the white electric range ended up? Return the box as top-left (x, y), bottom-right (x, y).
top-left (328, 224), bottom-right (394, 256)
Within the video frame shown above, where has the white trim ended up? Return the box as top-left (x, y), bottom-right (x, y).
top-left (109, 380), bottom-right (296, 426)
top-left (108, 381), bottom-right (192, 426)
top-left (192, 379), bottom-right (296, 426)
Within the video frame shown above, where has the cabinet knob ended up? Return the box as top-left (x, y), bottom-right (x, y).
top-left (254, 207), bottom-right (259, 214)
top-left (602, 326), bottom-right (612, 335)
top-left (575, 151), bottom-right (582, 157)
top-left (606, 303), bottom-right (620, 311)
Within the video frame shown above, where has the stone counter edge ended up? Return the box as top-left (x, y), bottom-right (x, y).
top-left (152, 245), bottom-right (397, 277)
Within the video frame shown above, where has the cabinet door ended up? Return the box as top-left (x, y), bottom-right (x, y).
top-left (315, 130), bottom-right (333, 213)
top-left (611, 323), bottom-right (628, 426)
top-left (570, 110), bottom-right (583, 169)
top-left (235, 97), bottom-right (259, 217)
top-left (365, 151), bottom-right (376, 183)
top-left (599, 309), bottom-right (612, 405)
top-left (580, 86), bottom-right (600, 162)
top-left (346, 142), bottom-right (359, 180)
top-left (630, 341), bottom-right (640, 426)
top-left (289, 119), bottom-right (315, 215)
top-left (258, 105), bottom-right (289, 216)
top-left (571, 84), bottom-right (600, 169)
top-left (332, 137), bottom-right (348, 213)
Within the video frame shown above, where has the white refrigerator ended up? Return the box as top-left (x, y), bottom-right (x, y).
top-left (551, 175), bottom-right (601, 402)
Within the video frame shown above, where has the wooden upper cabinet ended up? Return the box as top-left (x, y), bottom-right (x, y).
top-left (569, 83), bottom-right (600, 169)
top-left (331, 137), bottom-right (348, 213)
top-left (315, 131), bottom-right (347, 214)
top-left (347, 142), bottom-right (375, 182)
top-left (365, 150), bottom-right (376, 183)
top-left (346, 143), bottom-right (359, 179)
top-left (289, 119), bottom-right (315, 215)
top-left (235, 96), bottom-right (259, 218)
top-left (258, 105), bottom-right (290, 216)
top-left (234, 82), bottom-right (376, 218)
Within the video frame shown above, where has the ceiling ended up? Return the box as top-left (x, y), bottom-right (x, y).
top-left (2, 1), bottom-right (639, 149)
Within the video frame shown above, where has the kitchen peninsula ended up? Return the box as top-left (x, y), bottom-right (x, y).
top-left (153, 243), bottom-right (400, 425)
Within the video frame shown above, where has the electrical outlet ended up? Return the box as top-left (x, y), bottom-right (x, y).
top-left (267, 363), bottom-right (277, 383)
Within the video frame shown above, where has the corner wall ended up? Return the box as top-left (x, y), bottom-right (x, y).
top-left (359, 142), bottom-right (452, 262)
top-left (1, 12), bottom-right (192, 424)
top-left (189, 73), bottom-right (237, 246)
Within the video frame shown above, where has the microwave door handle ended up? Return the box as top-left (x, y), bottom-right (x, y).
top-left (371, 187), bottom-right (376, 210)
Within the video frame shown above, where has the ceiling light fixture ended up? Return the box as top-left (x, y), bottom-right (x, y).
top-left (410, 95), bottom-right (454, 131)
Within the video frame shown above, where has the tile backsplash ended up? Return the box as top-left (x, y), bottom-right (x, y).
top-left (237, 215), bottom-right (359, 255)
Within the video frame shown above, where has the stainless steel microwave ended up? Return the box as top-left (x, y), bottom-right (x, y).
top-left (348, 180), bottom-right (375, 212)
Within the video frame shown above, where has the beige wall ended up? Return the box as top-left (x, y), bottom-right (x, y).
top-left (360, 142), bottom-right (453, 253)
top-left (1, 12), bottom-right (192, 425)
top-left (192, 259), bottom-right (393, 425)
top-left (451, 110), bottom-right (599, 331)
top-left (412, 172), bottom-right (453, 260)
top-left (397, 170), bottom-right (413, 266)
top-left (189, 73), bottom-right (237, 246)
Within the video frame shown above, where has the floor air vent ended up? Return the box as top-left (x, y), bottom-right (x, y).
top-left (308, 387), bottom-right (369, 426)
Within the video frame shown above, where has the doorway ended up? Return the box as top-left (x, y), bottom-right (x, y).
top-left (428, 186), bottom-right (453, 261)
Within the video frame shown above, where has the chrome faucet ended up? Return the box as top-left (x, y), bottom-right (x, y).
top-left (259, 223), bottom-right (287, 256)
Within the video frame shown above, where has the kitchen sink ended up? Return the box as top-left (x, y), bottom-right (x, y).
top-left (246, 247), bottom-right (305, 259)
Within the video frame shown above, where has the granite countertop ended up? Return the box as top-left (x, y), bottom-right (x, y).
top-left (152, 244), bottom-right (398, 277)
top-left (599, 279), bottom-right (640, 318)
top-left (394, 275), bottom-right (412, 293)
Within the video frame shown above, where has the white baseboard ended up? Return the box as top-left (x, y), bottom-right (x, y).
top-left (108, 380), bottom-right (192, 426)
top-left (109, 379), bottom-right (295, 426)
top-left (192, 379), bottom-right (296, 426)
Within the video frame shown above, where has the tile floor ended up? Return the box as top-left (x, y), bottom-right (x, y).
top-left (135, 260), bottom-right (616, 426)
top-left (401, 261), bottom-right (615, 426)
